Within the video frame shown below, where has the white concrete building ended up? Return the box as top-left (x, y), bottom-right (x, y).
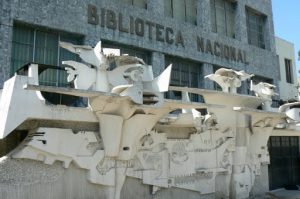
top-left (275, 37), bottom-right (298, 101)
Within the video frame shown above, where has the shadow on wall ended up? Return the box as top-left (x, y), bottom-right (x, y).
top-left (0, 130), bottom-right (28, 158)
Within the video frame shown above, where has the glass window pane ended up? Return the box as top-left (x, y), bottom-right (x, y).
top-left (211, 0), bottom-right (235, 38)
top-left (45, 33), bottom-right (59, 65)
top-left (210, 0), bottom-right (217, 32)
top-left (246, 9), bottom-right (266, 48)
top-left (39, 68), bottom-right (57, 86)
top-left (11, 26), bottom-right (34, 74)
top-left (186, 0), bottom-right (197, 24)
top-left (11, 25), bottom-right (83, 90)
top-left (35, 31), bottom-right (58, 66)
top-left (215, 0), bottom-right (226, 35)
top-left (165, 56), bottom-right (200, 102)
top-left (164, 0), bottom-right (173, 17)
top-left (133, 0), bottom-right (146, 8)
top-left (225, 1), bottom-right (235, 37)
top-left (121, 0), bottom-right (132, 5)
top-left (34, 31), bottom-right (46, 64)
top-left (173, 0), bottom-right (185, 22)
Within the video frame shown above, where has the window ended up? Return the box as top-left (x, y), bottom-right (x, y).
top-left (285, 59), bottom-right (293, 84)
top-left (11, 24), bottom-right (83, 87)
top-left (165, 56), bottom-right (200, 102)
top-left (212, 66), bottom-right (223, 91)
top-left (121, 0), bottom-right (147, 9)
top-left (268, 136), bottom-right (300, 190)
top-left (164, 0), bottom-right (197, 25)
top-left (246, 9), bottom-right (266, 49)
top-left (210, 0), bottom-right (236, 38)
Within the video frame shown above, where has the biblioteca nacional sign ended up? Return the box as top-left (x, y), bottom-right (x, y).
top-left (87, 4), bottom-right (249, 64)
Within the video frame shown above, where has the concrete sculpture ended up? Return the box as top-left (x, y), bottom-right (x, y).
top-left (250, 81), bottom-right (278, 111)
top-left (0, 41), bottom-right (299, 199)
top-left (205, 68), bottom-right (253, 93)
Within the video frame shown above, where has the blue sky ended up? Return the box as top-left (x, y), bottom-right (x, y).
top-left (272, 0), bottom-right (300, 73)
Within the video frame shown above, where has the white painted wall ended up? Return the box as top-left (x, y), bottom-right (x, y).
top-left (275, 37), bottom-right (298, 101)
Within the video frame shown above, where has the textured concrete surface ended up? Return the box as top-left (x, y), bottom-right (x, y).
top-left (249, 165), bottom-right (270, 199)
top-left (0, 157), bottom-right (111, 199)
top-left (0, 157), bottom-right (216, 199)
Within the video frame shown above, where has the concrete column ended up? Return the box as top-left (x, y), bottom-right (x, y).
top-left (200, 63), bottom-right (214, 89)
top-left (0, 0), bottom-right (14, 88)
top-left (151, 51), bottom-right (165, 77)
top-left (0, 23), bottom-right (13, 88)
top-left (265, 8), bottom-right (276, 52)
top-left (249, 165), bottom-right (270, 198)
top-left (235, 1), bottom-right (248, 43)
top-left (197, 0), bottom-right (211, 32)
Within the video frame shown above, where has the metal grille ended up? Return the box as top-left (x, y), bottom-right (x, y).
top-left (268, 136), bottom-right (300, 190)
top-left (165, 56), bottom-right (201, 102)
top-left (246, 8), bottom-right (266, 49)
top-left (210, 0), bottom-right (236, 38)
top-left (11, 24), bottom-right (83, 87)
top-left (11, 24), bottom-right (84, 106)
top-left (164, 0), bottom-right (197, 25)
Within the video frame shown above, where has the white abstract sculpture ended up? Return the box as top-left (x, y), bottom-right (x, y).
top-left (60, 41), bottom-right (172, 105)
top-left (250, 81), bottom-right (277, 100)
top-left (205, 68), bottom-right (253, 93)
top-left (0, 41), bottom-right (297, 199)
top-left (279, 102), bottom-right (300, 127)
top-left (250, 81), bottom-right (278, 111)
top-left (59, 41), bottom-right (108, 69)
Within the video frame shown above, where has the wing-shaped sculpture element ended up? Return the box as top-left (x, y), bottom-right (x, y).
top-left (250, 81), bottom-right (278, 99)
top-left (63, 61), bottom-right (96, 90)
top-left (59, 41), bottom-right (108, 69)
top-left (143, 64), bottom-right (172, 92)
top-left (206, 68), bottom-right (253, 93)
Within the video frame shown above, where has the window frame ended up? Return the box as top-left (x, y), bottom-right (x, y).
top-left (210, 0), bottom-right (236, 38)
top-left (284, 58), bottom-right (293, 84)
top-left (164, 0), bottom-right (197, 25)
top-left (246, 8), bottom-right (267, 49)
top-left (11, 24), bottom-right (83, 87)
top-left (165, 55), bottom-right (201, 102)
top-left (121, 0), bottom-right (147, 9)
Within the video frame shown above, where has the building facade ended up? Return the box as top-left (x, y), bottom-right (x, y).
top-left (275, 37), bottom-right (298, 102)
top-left (0, 0), bottom-right (279, 98)
top-left (2, 0), bottom-right (296, 198)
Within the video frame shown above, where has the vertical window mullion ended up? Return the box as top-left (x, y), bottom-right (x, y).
top-left (33, 29), bottom-right (36, 61)
top-left (224, 0), bottom-right (227, 36)
top-left (212, 0), bottom-right (218, 32)
top-left (179, 62), bottom-right (182, 85)
top-left (171, 0), bottom-right (173, 18)
top-left (44, 33), bottom-right (47, 64)
top-left (214, 0), bottom-right (217, 32)
top-left (57, 34), bottom-right (61, 87)
top-left (184, 0), bottom-right (187, 22)
top-left (188, 65), bottom-right (191, 87)
top-left (247, 9), bottom-right (266, 48)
